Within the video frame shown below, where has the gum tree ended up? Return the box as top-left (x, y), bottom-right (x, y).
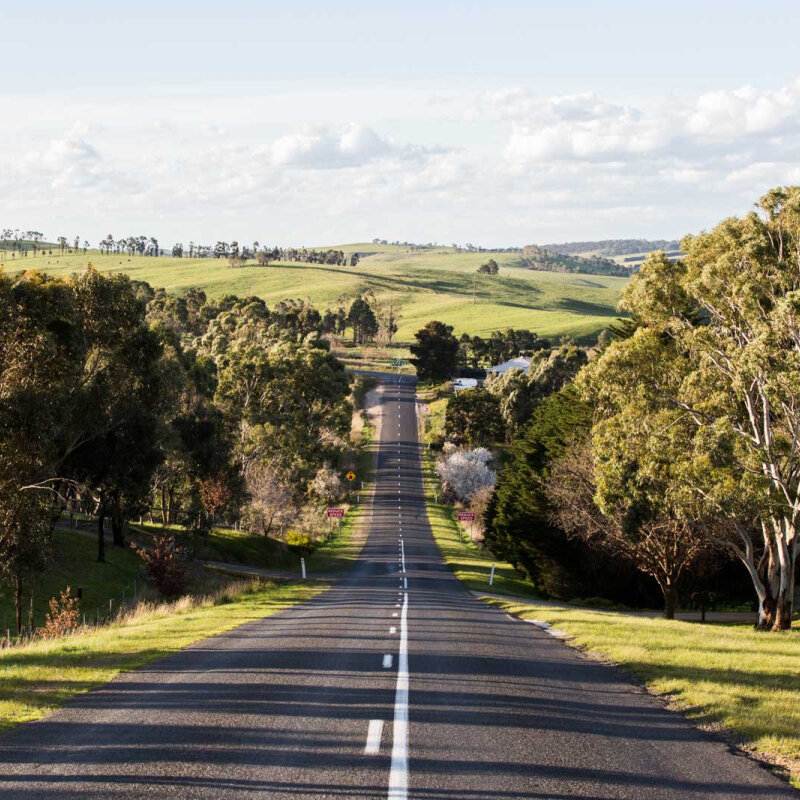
top-left (586, 187), bottom-right (800, 629)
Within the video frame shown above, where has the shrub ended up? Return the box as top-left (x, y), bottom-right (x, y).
top-left (135, 535), bottom-right (189, 598)
top-left (36, 587), bottom-right (81, 638)
top-left (286, 530), bottom-right (316, 556)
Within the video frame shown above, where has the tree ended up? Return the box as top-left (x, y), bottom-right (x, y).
top-left (347, 296), bottom-right (378, 344)
top-left (444, 389), bottom-right (505, 446)
top-left (63, 268), bottom-right (167, 561)
top-left (410, 321), bottom-right (459, 381)
top-left (244, 462), bottom-right (295, 537)
top-left (477, 259), bottom-right (499, 275)
top-left (215, 338), bottom-right (351, 491)
top-left (0, 270), bottom-right (84, 631)
top-left (436, 446), bottom-right (496, 503)
top-left (582, 187), bottom-right (800, 629)
top-left (485, 385), bottom-right (603, 598)
top-left (487, 345), bottom-right (587, 437)
top-left (546, 437), bottom-right (711, 619)
top-left (311, 463), bottom-right (347, 504)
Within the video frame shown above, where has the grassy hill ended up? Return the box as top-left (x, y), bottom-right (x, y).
top-left (2, 244), bottom-right (628, 343)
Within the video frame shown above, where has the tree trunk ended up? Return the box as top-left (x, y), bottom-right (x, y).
top-left (15, 572), bottom-right (23, 635)
top-left (111, 515), bottom-right (125, 547)
top-left (755, 536), bottom-right (781, 629)
top-left (167, 488), bottom-right (176, 525)
top-left (111, 496), bottom-right (125, 547)
top-left (97, 511), bottom-right (106, 563)
top-left (662, 584), bottom-right (676, 620)
top-left (160, 487), bottom-right (168, 526)
top-left (773, 588), bottom-right (793, 631)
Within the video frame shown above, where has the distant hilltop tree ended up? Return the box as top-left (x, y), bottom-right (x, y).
top-left (477, 259), bottom-right (499, 275)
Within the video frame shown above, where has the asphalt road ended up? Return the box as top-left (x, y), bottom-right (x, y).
top-left (0, 374), bottom-right (793, 799)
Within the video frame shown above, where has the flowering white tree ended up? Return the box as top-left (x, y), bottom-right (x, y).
top-left (436, 447), bottom-right (496, 503)
top-left (312, 463), bottom-right (347, 504)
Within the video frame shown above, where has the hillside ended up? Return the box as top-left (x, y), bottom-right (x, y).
top-left (542, 238), bottom-right (681, 257)
top-left (517, 245), bottom-right (629, 277)
top-left (3, 244), bottom-right (628, 343)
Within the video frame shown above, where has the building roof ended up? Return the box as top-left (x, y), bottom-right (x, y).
top-left (486, 357), bottom-right (531, 374)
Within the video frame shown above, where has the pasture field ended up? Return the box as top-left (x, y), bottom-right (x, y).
top-left (2, 244), bottom-right (627, 342)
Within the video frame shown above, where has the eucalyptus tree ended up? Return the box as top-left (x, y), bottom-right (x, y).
top-left (583, 187), bottom-right (800, 629)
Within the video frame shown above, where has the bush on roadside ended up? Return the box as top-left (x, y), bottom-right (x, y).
top-left (36, 587), bottom-right (81, 638)
top-left (286, 530), bottom-right (316, 556)
top-left (135, 535), bottom-right (189, 598)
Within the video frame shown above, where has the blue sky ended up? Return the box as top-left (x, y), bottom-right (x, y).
top-left (2, 1), bottom-right (800, 246)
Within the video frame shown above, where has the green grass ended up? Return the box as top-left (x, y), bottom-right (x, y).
top-left (421, 451), bottom-right (540, 598)
top-left (306, 504), bottom-right (366, 574)
top-left (0, 530), bottom-right (144, 633)
top-left (420, 391), bottom-right (450, 445)
top-left (0, 579), bottom-right (325, 730)
top-left (332, 343), bottom-right (416, 375)
top-left (4, 245), bottom-right (627, 343)
top-left (483, 596), bottom-right (800, 786)
top-left (125, 521), bottom-right (296, 569)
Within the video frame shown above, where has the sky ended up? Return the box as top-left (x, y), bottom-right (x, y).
top-left (2, 0), bottom-right (800, 248)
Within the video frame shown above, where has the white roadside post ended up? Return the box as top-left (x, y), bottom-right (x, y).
top-left (301, 558), bottom-right (306, 580)
top-left (489, 564), bottom-right (496, 586)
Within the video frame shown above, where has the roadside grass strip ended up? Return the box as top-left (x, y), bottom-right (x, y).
top-left (0, 579), bottom-right (325, 731)
top-left (421, 451), bottom-right (540, 599)
top-left (481, 595), bottom-right (800, 787)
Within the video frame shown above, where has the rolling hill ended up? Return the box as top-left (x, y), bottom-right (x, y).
top-left (1, 243), bottom-right (628, 343)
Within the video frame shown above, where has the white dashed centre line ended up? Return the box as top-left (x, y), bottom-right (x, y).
top-left (365, 719), bottom-right (384, 755)
top-left (388, 592), bottom-right (409, 799)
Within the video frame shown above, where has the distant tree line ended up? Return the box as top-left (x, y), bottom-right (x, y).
top-left (541, 238), bottom-right (681, 257)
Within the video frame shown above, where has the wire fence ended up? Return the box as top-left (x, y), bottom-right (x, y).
top-left (1, 573), bottom-right (151, 650)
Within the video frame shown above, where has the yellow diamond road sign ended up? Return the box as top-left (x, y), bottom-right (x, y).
top-left (346, 471), bottom-right (356, 482)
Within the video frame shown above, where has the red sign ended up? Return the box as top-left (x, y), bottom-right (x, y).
top-left (457, 511), bottom-right (476, 521)
top-left (326, 508), bottom-right (345, 518)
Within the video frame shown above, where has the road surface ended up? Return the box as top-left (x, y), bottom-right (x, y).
top-left (0, 374), bottom-right (792, 798)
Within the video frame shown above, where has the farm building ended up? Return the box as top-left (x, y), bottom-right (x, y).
top-left (486, 357), bottom-right (531, 375)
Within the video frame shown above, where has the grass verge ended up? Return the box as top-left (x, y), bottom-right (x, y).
top-left (421, 450), bottom-right (539, 598)
top-left (481, 596), bottom-right (800, 787)
top-left (0, 579), bottom-right (325, 731)
top-left (306, 504), bottom-right (365, 574)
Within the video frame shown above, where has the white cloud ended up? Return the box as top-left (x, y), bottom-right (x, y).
top-left (268, 123), bottom-right (393, 168)
top-left (3, 76), bottom-right (800, 245)
top-left (688, 80), bottom-right (800, 136)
